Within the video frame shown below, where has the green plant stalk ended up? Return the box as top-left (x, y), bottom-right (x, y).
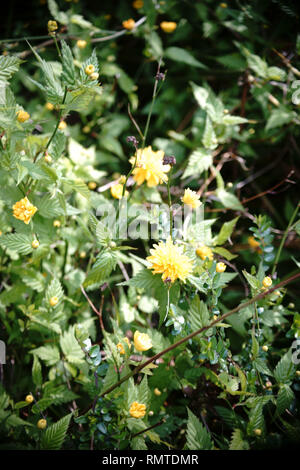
top-left (167, 168), bottom-right (173, 238)
top-left (141, 58), bottom-right (162, 149)
top-left (45, 86), bottom-right (68, 151)
top-left (97, 271), bottom-right (300, 399)
top-left (272, 201), bottom-right (300, 275)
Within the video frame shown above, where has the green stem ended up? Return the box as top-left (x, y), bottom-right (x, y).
top-left (53, 34), bottom-right (61, 59)
top-left (141, 58), bottom-right (162, 149)
top-left (97, 271), bottom-right (300, 399)
top-left (167, 168), bottom-right (173, 238)
top-left (46, 87), bottom-right (68, 151)
top-left (272, 201), bottom-right (299, 275)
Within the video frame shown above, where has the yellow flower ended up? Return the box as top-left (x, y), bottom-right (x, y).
top-left (17, 110), bottom-right (30, 123)
top-left (45, 102), bottom-right (54, 111)
top-left (49, 296), bottom-right (59, 307)
top-left (110, 183), bottom-right (128, 199)
top-left (196, 245), bottom-right (213, 261)
top-left (130, 146), bottom-right (170, 187)
top-left (117, 337), bottom-right (131, 355)
top-left (85, 64), bottom-right (95, 76)
top-left (134, 331), bottom-right (152, 352)
top-left (154, 388), bottom-right (161, 396)
top-left (129, 401), bottom-right (146, 418)
top-left (248, 236), bottom-right (260, 249)
top-left (47, 20), bottom-right (58, 33)
top-left (181, 188), bottom-right (201, 210)
top-left (53, 220), bottom-right (61, 228)
top-left (160, 21), bottom-right (177, 33)
top-left (147, 236), bottom-right (193, 283)
top-left (77, 39), bottom-right (87, 49)
top-left (216, 262), bottom-right (226, 273)
top-left (262, 276), bottom-right (272, 288)
top-left (88, 181), bottom-right (97, 190)
top-left (58, 120), bottom-right (67, 130)
top-left (133, 0), bottom-right (143, 8)
top-left (25, 394), bottom-right (34, 404)
top-left (32, 240), bottom-right (39, 249)
top-left (13, 197), bottom-right (37, 225)
top-left (122, 18), bottom-right (136, 30)
top-left (37, 419), bottom-right (47, 429)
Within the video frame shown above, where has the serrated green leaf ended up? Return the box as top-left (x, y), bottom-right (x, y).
top-left (277, 385), bottom-right (294, 415)
top-left (186, 408), bottom-right (213, 450)
top-left (182, 148), bottom-right (212, 179)
top-left (215, 217), bottom-right (239, 245)
top-left (0, 55), bottom-right (22, 85)
top-left (84, 250), bottom-right (117, 287)
top-left (165, 47), bottom-right (207, 69)
top-left (32, 355), bottom-right (43, 387)
top-left (60, 40), bottom-right (76, 87)
top-left (202, 115), bottom-right (217, 149)
top-left (216, 188), bottom-right (243, 211)
top-left (60, 327), bottom-right (85, 365)
top-left (40, 413), bottom-right (72, 450)
top-left (31, 345), bottom-right (60, 366)
top-left (0, 233), bottom-right (33, 255)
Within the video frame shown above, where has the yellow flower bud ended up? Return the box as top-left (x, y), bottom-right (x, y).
top-left (117, 337), bottom-right (131, 355)
top-left (133, 0), bottom-right (143, 8)
top-left (119, 175), bottom-right (126, 184)
top-left (32, 240), bottom-right (39, 249)
top-left (129, 401), bottom-right (146, 418)
top-left (79, 251), bottom-right (86, 259)
top-left (89, 72), bottom-right (99, 81)
top-left (44, 154), bottom-right (52, 163)
top-left (160, 21), bottom-right (177, 33)
top-left (122, 19), bottom-right (136, 30)
top-left (220, 2), bottom-right (228, 7)
top-left (37, 419), bottom-right (47, 429)
top-left (248, 236), bottom-right (260, 249)
top-left (216, 262), bottom-right (226, 273)
top-left (154, 388), bottom-right (161, 396)
top-left (53, 220), bottom-right (61, 228)
top-left (25, 394), bottom-right (34, 404)
top-left (110, 183), bottom-right (128, 199)
top-left (85, 64), bottom-right (95, 76)
top-left (196, 245), bottom-right (213, 261)
top-left (254, 428), bottom-right (262, 436)
top-left (49, 296), bottom-right (59, 307)
top-left (77, 39), bottom-right (87, 49)
top-left (45, 102), bottom-right (54, 111)
top-left (262, 345), bottom-right (268, 352)
top-left (262, 276), bottom-right (272, 288)
top-left (17, 110), bottom-right (30, 123)
top-left (133, 331), bottom-right (152, 352)
top-left (296, 371), bottom-right (300, 377)
top-left (88, 182), bottom-right (97, 190)
top-left (58, 120), bottom-right (67, 130)
top-left (47, 20), bottom-right (58, 33)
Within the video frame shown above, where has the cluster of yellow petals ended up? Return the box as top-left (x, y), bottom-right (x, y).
top-left (17, 110), bottom-right (30, 123)
top-left (129, 401), bottom-right (146, 419)
top-left (130, 146), bottom-right (170, 188)
top-left (110, 183), bottom-right (128, 199)
top-left (122, 19), bottom-right (136, 30)
top-left (216, 262), bottom-right (226, 273)
top-left (181, 188), bottom-right (201, 210)
top-left (117, 337), bottom-right (131, 355)
top-left (196, 245), bottom-right (214, 261)
top-left (133, 331), bottom-right (152, 351)
top-left (262, 276), bottom-right (272, 288)
top-left (147, 236), bottom-right (193, 283)
top-left (12, 197), bottom-right (37, 225)
top-left (160, 21), bottom-right (177, 33)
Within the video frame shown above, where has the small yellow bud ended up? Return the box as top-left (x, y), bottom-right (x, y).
top-left (196, 245), bottom-right (213, 261)
top-left (25, 394), bottom-right (34, 404)
top-left (249, 128), bottom-right (255, 134)
top-left (82, 125), bottom-right (91, 133)
top-left (132, 0), bottom-right (143, 8)
top-left (32, 240), bottom-right (39, 249)
top-left (122, 19), bottom-right (136, 30)
top-left (220, 2), bottom-right (228, 7)
top-left (248, 236), bottom-right (260, 249)
top-left (262, 276), bottom-right (272, 288)
top-left (216, 262), bottom-right (226, 273)
top-left (89, 72), bottom-right (99, 81)
top-left (85, 64), bottom-right (95, 76)
top-left (266, 381), bottom-right (272, 389)
top-left (17, 110), bottom-right (30, 123)
top-left (58, 120), bottom-right (67, 130)
top-left (44, 154), bottom-right (52, 164)
top-left (254, 428), bottom-right (262, 436)
top-left (49, 296), bottom-right (59, 307)
top-left (77, 39), bottom-right (87, 49)
top-left (148, 410), bottom-right (154, 416)
top-left (296, 371), bottom-right (300, 377)
top-left (160, 21), bottom-right (177, 33)
top-left (45, 102), bottom-right (54, 111)
top-left (154, 388), bottom-right (161, 396)
top-left (0, 231), bottom-right (2, 236)
top-left (79, 251), bottom-right (86, 259)
top-left (37, 419), bottom-right (47, 429)
top-left (88, 181), bottom-right (97, 190)
top-left (119, 175), bottom-right (126, 184)
top-left (53, 220), bottom-right (61, 228)
top-left (288, 303), bottom-right (295, 309)
top-left (262, 345), bottom-right (268, 352)
top-left (213, 315), bottom-right (218, 321)
top-left (47, 20), bottom-right (58, 33)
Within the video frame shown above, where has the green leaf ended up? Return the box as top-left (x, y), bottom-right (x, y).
top-left (212, 247), bottom-right (237, 261)
top-left (190, 82), bottom-right (209, 108)
top-left (202, 115), bottom-right (217, 149)
top-left (182, 148), bottom-right (212, 179)
top-left (222, 115), bottom-right (248, 125)
top-left (49, 131), bottom-right (66, 160)
top-left (164, 47), bottom-right (207, 69)
top-left (189, 295), bottom-right (211, 336)
top-left (186, 408), bottom-right (213, 450)
top-left (266, 107), bottom-right (296, 131)
top-left (277, 385), bottom-right (294, 415)
top-left (125, 268), bottom-right (162, 290)
top-left (246, 51), bottom-right (268, 78)
top-left (216, 188), bottom-right (244, 211)
top-left (0, 55), bottom-right (22, 85)
top-left (45, 278), bottom-right (64, 309)
top-left (60, 40), bottom-right (76, 87)
top-left (138, 376), bottom-right (150, 407)
top-left (31, 345), bottom-right (60, 366)
top-left (215, 217), bottom-right (239, 245)
top-left (229, 429), bottom-right (249, 450)
top-left (253, 358), bottom-right (273, 376)
top-left (40, 413), bottom-right (72, 450)
top-left (60, 327), bottom-right (85, 365)
top-left (274, 350), bottom-right (296, 384)
top-left (84, 250), bottom-right (117, 287)
top-left (96, 221), bottom-right (112, 247)
top-left (32, 355), bottom-right (43, 387)
top-left (0, 233), bottom-right (33, 255)
top-left (47, 0), bottom-right (69, 24)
